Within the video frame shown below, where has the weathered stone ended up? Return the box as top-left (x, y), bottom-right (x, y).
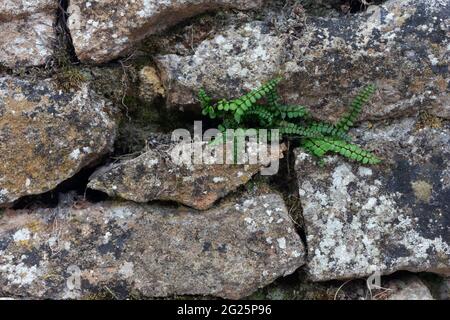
top-left (156, 0), bottom-right (449, 120)
top-left (88, 139), bottom-right (284, 210)
top-left (0, 76), bottom-right (117, 206)
top-left (0, 0), bottom-right (54, 17)
top-left (67, 0), bottom-right (264, 63)
top-left (0, 0), bottom-right (56, 68)
top-left (295, 117), bottom-right (450, 281)
top-left (0, 192), bottom-right (305, 299)
top-left (138, 66), bottom-right (165, 104)
top-left (386, 275), bottom-right (434, 300)
top-left (156, 20), bottom-right (285, 111)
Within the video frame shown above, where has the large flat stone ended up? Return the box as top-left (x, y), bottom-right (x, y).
top-left (88, 140), bottom-right (284, 210)
top-left (295, 117), bottom-right (450, 281)
top-left (0, 192), bottom-right (305, 299)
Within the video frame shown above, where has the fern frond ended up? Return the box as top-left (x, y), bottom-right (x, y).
top-left (217, 118), bottom-right (239, 132)
top-left (199, 89), bottom-right (218, 118)
top-left (278, 105), bottom-right (309, 120)
top-left (198, 88), bottom-right (212, 109)
top-left (267, 90), bottom-right (280, 107)
top-left (278, 121), bottom-right (324, 139)
top-left (201, 105), bottom-right (217, 119)
top-left (302, 137), bottom-right (381, 164)
top-left (335, 84), bottom-right (376, 131)
top-left (244, 107), bottom-right (274, 125)
top-left (309, 121), bottom-right (351, 141)
top-left (231, 78), bottom-right (282, 123)
top-left (199, 79), bottom-right (380, 166)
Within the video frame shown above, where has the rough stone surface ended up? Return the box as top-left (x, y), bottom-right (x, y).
top-left (156, 20), bottom-right (285, 111)
top-left (0, 76), bottom-right (117, 206)
top-left (295, 117), bottom-right (450, 281)
top-left (0, 0), bottom-right (56, 68)
top-left (0, 192), bottom-right (305, 299)
top-left (138, 66), bottom-right (165, 104)
top-left (386, 275), bottom-right (434, 300)
top-left (156, 0), bottom-right (449, 120)
top-left (88, 139), bottom-right (284, 210)
top-left (67, 0), bottom-right (264, 63)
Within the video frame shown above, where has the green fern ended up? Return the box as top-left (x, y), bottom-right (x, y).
top-left (335, 84), bottom-right (376, 131)
top-left (199, 79), bottom-right (380, 165)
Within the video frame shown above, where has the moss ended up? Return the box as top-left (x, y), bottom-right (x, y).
top-left (55, 67), bottom-right (86, 91)
top-left (52, 42), bottom-right (87, 91)
top-left (411, 180), bottom-right (433, 203)
top-left (416, 111), bottom-right (443, 130)
top-left (113, 94), bottom-right (158, 155)
top-left (25, 221), bottom-right (43, 233)
top-left (82, 289), bottom-right (118, 300)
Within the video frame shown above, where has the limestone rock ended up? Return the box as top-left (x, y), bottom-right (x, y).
top-left (386, 275), bottom-right (434, 300)
top-left (67, 0), bottom-right (264, 63)
top-left (295, 117), bottom-right (450, 281)
top-left (156, 0), bottom-right (449, 120)
top-left (0, 76), bottom-right (117, 206)
top-left (0, 0), bottom-right (56, 68)
top-left (88, 140), bottom-right (284, 210)
top-left (0, 192), bottom-right (305, 299)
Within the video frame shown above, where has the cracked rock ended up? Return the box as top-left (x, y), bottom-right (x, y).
top-left (0, 191), bottom-right (305, 299)
top-left (295, 117), bottom-right (450, 281)
top-left (0, 76), bottom-right (117, 206)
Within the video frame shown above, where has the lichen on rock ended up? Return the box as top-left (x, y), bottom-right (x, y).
top-left (0, 191), bottom-right (305, 299)
top-left (0, 0), bottom-right (57, 68)
top-left (0, 76), bottom-right (118, 206)
top-left (67, 0), bottom-right (265, 63)
top-left (156, 0), bottom-right (449, 121)
top-left (295, 117), bottom-right (450, 281)
top-left (88, 138), bottom-right (285, 210)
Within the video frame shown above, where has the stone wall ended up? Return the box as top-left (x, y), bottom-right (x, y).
top-left (0, 0), bottom-right (448, 300)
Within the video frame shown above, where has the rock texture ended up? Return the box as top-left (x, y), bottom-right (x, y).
top-left (295, 117), bottom-right (450, 281)
top-left (386, 275), bottom-right (434, 300)
top-left (138, 66), bottom-right (165, 104)
top-left (156, 0), bottom-right (449, 120)
top-left (88, 140), bottom-right (284, 210)
top-left (0, 0), bottom-right (56, 68)
top-left (0, 192), bottom-right (305, 299)
top-left (0, 76), bottom-right (117, 206)
top-left (67, 0), bottom-right (264, 63)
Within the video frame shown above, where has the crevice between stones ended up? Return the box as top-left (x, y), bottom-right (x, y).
top-left (55, 0), bottom-right (79, 65)
top-left (269, 142), bottom-right (308, 251)
top-left (12, 164), bottom-right (109, 210)
top-left (299, 0), bottom-right (388, 16)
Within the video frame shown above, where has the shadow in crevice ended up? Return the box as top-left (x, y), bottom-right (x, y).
top-left (300, 0), bottom-right (387, 16)
top-left (55, 0), bottom-right (78, 64)
top-left (12, 165), bottom-right (109, 210)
